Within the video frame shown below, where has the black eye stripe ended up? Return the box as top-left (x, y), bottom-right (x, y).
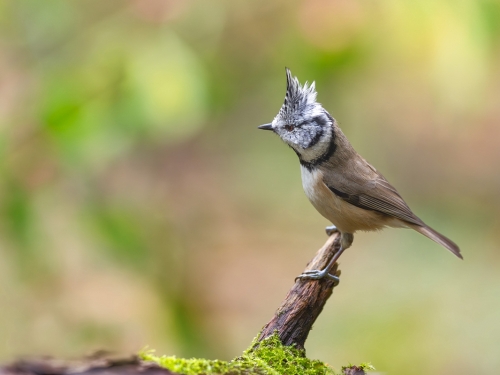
top-left (284, 115), bottom-right (328, 131)
top-left (297, 116), bottom-right (326, 127)
top-left (312, 115), bottom-right (328, 127)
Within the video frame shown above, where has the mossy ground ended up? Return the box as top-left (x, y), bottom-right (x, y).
top-left (140, 333), bottom-right (374, 375)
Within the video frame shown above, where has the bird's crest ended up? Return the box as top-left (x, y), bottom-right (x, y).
top-left (280, 68), bottom-right (318, 117)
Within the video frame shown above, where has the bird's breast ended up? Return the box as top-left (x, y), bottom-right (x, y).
top-left (300, 166), bottom-right (332, 211)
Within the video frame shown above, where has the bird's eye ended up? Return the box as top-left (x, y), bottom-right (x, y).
top-left (284, 124), bottom-right (294, 131)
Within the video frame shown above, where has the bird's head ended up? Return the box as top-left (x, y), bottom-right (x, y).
top-left (259, 68), bottom-right (334, 162)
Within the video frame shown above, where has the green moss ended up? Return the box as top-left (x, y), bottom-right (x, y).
top-left (140, 333), bottom-right (335, 375)
top-left (341, 363), bottom-right (375, 373)
top-left (141, 333), bottom-right (375, 375)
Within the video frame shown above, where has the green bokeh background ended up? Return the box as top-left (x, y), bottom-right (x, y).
top-left (1, 1), bottom-right (499, 374)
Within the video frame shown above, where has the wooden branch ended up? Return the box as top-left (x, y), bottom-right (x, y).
top-left (256, 232), bottom-right (341, 350)
top-left (1, 232), bottom-right (360, 375)
top-left (0, 355), bottom-right (175, 375)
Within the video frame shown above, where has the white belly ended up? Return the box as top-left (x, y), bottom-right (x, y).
top-left (300, 166), bottom-right (393, 233)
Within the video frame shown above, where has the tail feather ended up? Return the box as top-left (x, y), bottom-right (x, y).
top-left (412, 224), bottom-right (462, 259)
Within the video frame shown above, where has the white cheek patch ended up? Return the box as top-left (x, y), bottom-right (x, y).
top-left (295, 126), bottom-right (332, 163)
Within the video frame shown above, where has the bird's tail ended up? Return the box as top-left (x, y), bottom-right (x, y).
top-left (412, 224), bottom-right (462, 259)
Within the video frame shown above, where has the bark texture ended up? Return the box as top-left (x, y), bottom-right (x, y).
top-left (256, 232), bottom-right (341, 350)
top-left (0, 355), bottom-right (174, 375)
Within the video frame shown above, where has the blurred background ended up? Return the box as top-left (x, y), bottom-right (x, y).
top-left (1, 0), bottom-right (499, 374)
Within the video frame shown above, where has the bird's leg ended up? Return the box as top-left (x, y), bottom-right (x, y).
top-left (295, 246), bottom-right (345, 284)
top-left (296, 233), bottom-right (353, 285)
top-left (325, 225), bottom-right (338, 236)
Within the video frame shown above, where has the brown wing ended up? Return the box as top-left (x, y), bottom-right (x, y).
top-left (320, 159), bottom-right (425, 227)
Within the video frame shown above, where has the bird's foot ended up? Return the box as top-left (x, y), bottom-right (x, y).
top-left (325, 225), bottom-right (338, 236)
top-left (295, 269), bottom-right (340, 285)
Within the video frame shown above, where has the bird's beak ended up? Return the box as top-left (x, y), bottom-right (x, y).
top-left (258, 123), bottom-right (274, 131)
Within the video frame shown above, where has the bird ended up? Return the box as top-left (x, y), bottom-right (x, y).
top-left (258, 68), bottom-right (462, 284)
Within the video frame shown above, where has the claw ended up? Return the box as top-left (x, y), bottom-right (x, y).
top-left (295, 235), bottom-right (347, 287)
top-left (295, 269), bottom-right (340, 285)
top-left (325, 225), bottom-right (338, 236)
